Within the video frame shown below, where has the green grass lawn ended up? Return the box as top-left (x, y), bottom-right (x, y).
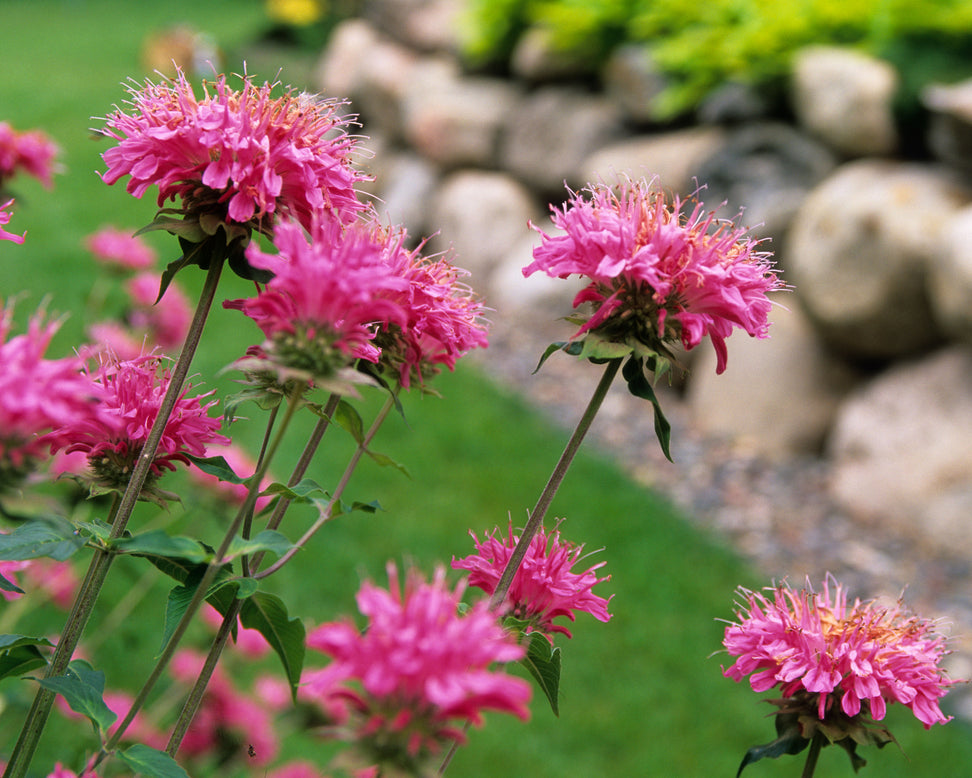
top-left (2, 2), bottom-right (971, 776)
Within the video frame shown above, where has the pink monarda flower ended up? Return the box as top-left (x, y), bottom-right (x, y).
top-left (306, 564), bottom-right (530, 769)
top-left (225, 217), bottom-right (409, 378)
top-left (59, 353), bottom-right (229, 494)
top-left (0, 303), bottom-right (103, 490)
top-left (1, 199), bottom-right (25, 244)
top-left (452, 521), bottom-right (612, 639)
top-left (524, 179), bottom-right (781, 373)
top-left (375, 237), bottom-right (490, 389)
top-left (723, 576), bottom-right (955, 729)
top-left (45, 765), bottom-right (98, 778)
top-left (85, 226), bottom-right (157, 270)
top-left (0, 121), bottom-right (60, 189)
top-left (100, 68), bottom-right (367, 232)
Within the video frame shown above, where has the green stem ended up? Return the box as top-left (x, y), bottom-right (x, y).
top-left (439, 358), bottom-right (621, 777)
top-left (100, 382), bottom-right (305, 762)
top-left (801, 732), bottom-right (824, 778)
top-left (165, 392), bottom-right (393, 759)
top-left (488, 357), bottom-right (621, 609)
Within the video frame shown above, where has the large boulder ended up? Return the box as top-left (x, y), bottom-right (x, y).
top-left (791, 46), bottom-right (898, 157)
top-left (787, 160), bottom-right (970, 360)
top-left (686, 296), bottom-right (860, 457)
top-left (930, 205), bottom-right (972, 344)
top-left (828, 346), bottom-right (972, 556)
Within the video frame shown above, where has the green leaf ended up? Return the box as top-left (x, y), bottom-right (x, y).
top-left (111, 530), bottom-right (211, 563)
top-left (0, 571), bottom-right (24, 595)
top-left (223, 530), bottom-right (294, 562)
top-left (332, 499), bottom-right (383, 519)
top-left (159, 566), bottom-right (246, 653)
top-left (622, 357), bottom-right (673, 462)
top-left (0, 635), bottom-right (55, 681)
top-left (184, 454), bottom-right (247, 484)
top-left (519, 632), bottom-right (562, 717)
top-left (33, 659), bottom-right (116, 735)
top-left (261, 478), bottom-right (328, 502)
top-left (0, 645), bottom-right (48, 681)
top-left (332, 399), bottom-right (365, 444)
top-left (0, 517), bottom-right (85, 561)
top-left (117, 744), bottom-right (190, 778)
top-left (735, 714), bottom-right (810, 777)
top-left (533, 341), bottom-right (569, 373)
top-left (240, 592), bottom-right (305, 700)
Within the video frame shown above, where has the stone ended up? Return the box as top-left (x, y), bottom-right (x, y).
top-left (489, 232), bottom-right (585, 317)
top-left (686, 295), bottom-right (860, 457)
top-left (693, 123), bottom-right (837, 242)
top-left (314, 19), bottom-right (379, 103)
top-left (828, 346), bottom-right (972, 556)
top-left (402, 71), bottom-right (522, 168)
top-left (923, 79), bottom-right (972, 178)
top-left (601, 44), bottom-right (669, 124)
top-left (787, 160), bottom-right (970, 360)
top-left (696, 81), bottom-right (772, 125)
top-left (370, 151), bottom-right (440, 239)
top-left (499, 87), bottom-right (625, 196)
top-left (791, 46), bottom-right (899, 157)
top-left (579, 127), bottom-right (726, 195)
top-left (363, 0), bottom-right (465, 53)
top-left (427, 170), bottom-right (540, 300)
top-left (929, 204), bottom-right (972, 344)
top-left (511, 27), bottom-right (596, 82)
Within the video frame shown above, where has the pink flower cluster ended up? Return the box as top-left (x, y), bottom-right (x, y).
top-left (0, 303), bottom-right (103, 488)
top-left (1, 199), bottom-right (24, 244)
top-left (452, 522), bottom-right (612, 639)
top-left (305, 564), bottom-right (530, 768)
top-left (226, 218), bottom-right (409, 376)
top-left (100, 68), bottom-right (367, 231)
top-left (723, 576), bottom-right (955, 728)
top-left (0, 121), bottom-right (60, 189)
top-left (0, 554), bottom-right (78, 609)
top-left (376, 239), bottom-right (490, 388)
top-left (525, 179), bottom-right (781, 373)
top-left (85, 226), bottom-right (157, 271)
top-left (58, 353), bottom-right (228, 490)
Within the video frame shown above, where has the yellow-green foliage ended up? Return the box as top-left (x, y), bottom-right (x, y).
top-left (463, 0), bottom-right (972, 118)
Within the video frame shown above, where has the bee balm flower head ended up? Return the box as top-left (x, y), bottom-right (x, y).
top-left (305, 564), bottom-right (530, 772)
top-left (525, 179), bottom-right (781, 374)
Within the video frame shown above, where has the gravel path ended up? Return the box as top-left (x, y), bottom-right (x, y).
top-left (473, 308), bottom-right (972, 721)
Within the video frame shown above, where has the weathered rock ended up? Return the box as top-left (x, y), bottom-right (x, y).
top-left (402, 70), bottom-right (522, 168)
top-left (511, 27), bottom-right (597, 82)
top-left (500, 87), bottom-right (625, 196)
top-left (579, 127), bottom-right (726, 195)
top-left (696, 81), bottom-right (772, 125)
top-left (316, 19), bottom-right (421, 138)
top-left (828, 346), bottom-right (972, 555)
top-left (791, 46), bottom-right (898, 157)
top-left (693, 123), bottom-right (837, 242)
top-left (427, 170), bottom-right (539, 298)
top-left (686, 296), bottom-right (860, 457)
top-left (363, 0), bottom-right (465, 53)
top-left (489, 232), bottom-right (584, 316)
top-left (923, 79), bottom-right (972, 178)
top-left (371, 151), bottom-right (440, 239)
top-left (787, 160), bottom-right (970, 359)
top-left (930, 205), bottom-right (972, 344)
top-left (602, 44), bottom-right (669, 124)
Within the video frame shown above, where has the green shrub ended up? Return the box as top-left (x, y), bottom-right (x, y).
top-left (463, 0), bottom-right (972, 119)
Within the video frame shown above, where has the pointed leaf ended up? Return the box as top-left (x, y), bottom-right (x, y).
top-left (736, 717), bottom-right (809, 778)
top-left (364, 450), bottom-right (410, 478)
top-left (533, 342), bottom-right (568, 374)
top-left (333, 399), bottom-right (365, 444)
top-left (33, 659), bottom-right (116, 734)
top-left (0, 645), bottom-right (48, 681)
top-left (223, 530), bottom-right (294, 562)
top-left (184, 454), bottom-right (247, 484)
top-left (240, 592), bottom-right (305, 699)
top-left (332, 499), bottom-right (383, 519)
top-left (622, 357), bottom-right (673, 462)
top-left (117, 744), bottom-right (190, 778)
top-left (111, 530), bottom-right (211, 563)
top-left (519, 632), bottom-right (562, 717)
top-left (159, 566), bottom-right (245, 653)
top-left (0, 634), bottom-right (56, 651)
top-left (261, 478), bottom-right (328, 502)
top-left (0, 517), bottom-right (85, 561)
top-left (0, 571), bottom-right (24, 595)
